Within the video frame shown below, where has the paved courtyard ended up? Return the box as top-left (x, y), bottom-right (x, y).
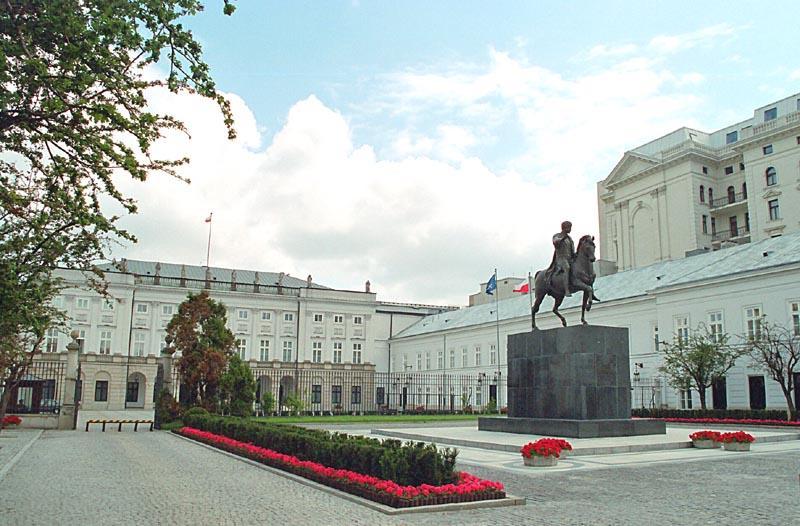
top-left (0, 427), bottom-right (798, 525)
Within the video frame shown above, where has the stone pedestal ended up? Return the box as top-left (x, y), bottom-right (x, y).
top-left (57, 335), bottom-right (80, 430)
top-left (479, 325), bottom-right (665, 438)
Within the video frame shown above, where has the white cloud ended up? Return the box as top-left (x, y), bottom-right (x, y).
top-left (790, 69), bottom-right (800, 81)
top-left (585, 43), bottom-right (638, 60)
top-left (648, 23), bottom-right (737, 54)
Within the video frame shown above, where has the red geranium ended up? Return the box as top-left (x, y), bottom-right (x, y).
top-left (2, 415), bottom-right (22, 426)
top-left (718, 431), bottom-right (755, 444)
top-left (662, 417), bottom-right (800, 427)
top-left (689, 430), bottom-right (721, 441)
top-left (520, 437), bottom-right (569, 458)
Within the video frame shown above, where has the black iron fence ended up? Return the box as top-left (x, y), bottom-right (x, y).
top-left (631, 378), bottom-right (664, 410)
top-left (171, 367), bottom-right (506, 415)
top-left (2, 360), bottom-right (66, 414)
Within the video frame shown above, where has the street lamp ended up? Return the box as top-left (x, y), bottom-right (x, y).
top-left (633, 362), bottom-right (644, 409)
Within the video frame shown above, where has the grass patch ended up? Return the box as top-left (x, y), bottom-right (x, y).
top-left (250, 413), bottom-right (483, 424)
top-left (159, 420), bottom-right (185, 431)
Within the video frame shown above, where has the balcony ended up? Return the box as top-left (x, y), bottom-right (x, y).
top-left (711, 227), bottom-right (751, 245)
top-left (710, 191), bottom-right (747, 211)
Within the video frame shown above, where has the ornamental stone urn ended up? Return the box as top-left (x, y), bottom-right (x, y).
top-left (523, 455), bottom-right (558, 467)
top-left (723, 441), bottom-right (751, 452)
top-left (692, 439), bottom-right (720, 449)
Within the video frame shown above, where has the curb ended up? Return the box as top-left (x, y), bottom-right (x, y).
top-left (167, 431), bottom-right (525, 514)
top-left (0, 430), bottom-right (43, 483)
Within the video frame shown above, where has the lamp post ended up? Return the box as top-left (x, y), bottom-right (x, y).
top-left (633, 362), bottom-right (644, 409)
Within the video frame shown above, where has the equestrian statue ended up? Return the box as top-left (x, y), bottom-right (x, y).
top-left (532, 220), bottom-right (600, 328)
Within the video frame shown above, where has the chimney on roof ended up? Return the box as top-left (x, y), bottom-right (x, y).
top-left (277, 272), bottom-right (285, 295)
top-left (306, 274), bottom-right (312, 287)
top-left (231, 270), bottom-right (237, 291)
top-left (154, 262), bottom-right (161, 285)
top-left (180, 264), bottom-right (187, 288)
top-left (254, 271), bottom-right (260, 293)
top-left (365, 280), bottom-right (371, 293)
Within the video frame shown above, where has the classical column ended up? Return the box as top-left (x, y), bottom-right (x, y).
top-left (58, 331), bottom-right (80, 430)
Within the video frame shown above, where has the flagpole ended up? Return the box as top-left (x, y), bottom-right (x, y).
top-left (528, 271), bottom-right (534, 331)
top-left (494, 268), bottom-right (500, 406)
top-left (205, 212), bottom-right (213, 267)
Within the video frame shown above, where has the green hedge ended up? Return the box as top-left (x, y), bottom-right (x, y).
top-left (632, 408), bottom-right (790, 420)
top-left (182, 413), bottom-right (457, 486)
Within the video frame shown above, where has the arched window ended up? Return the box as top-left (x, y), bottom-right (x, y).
top-left (742, 182), bottom-right (747, 199)
top-left (765, 167), bottom-right (777, 186)
top-left (727, 186), bottom-right (736, 204)
top-left (708, 187), bottom-right (714, 205)
top-left (699, 185), bottom-right (705, 203)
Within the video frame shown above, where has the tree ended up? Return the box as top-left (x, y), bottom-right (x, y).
top-left (746, 318), bottom-right (799, 421)
top-left (0, 1), bottom-right (235, 425)
top-left (166, 291), bottom-right (234, 410)
top-left (219, 354), bottom-right (255, 417)
top-left (658, 324), bottom-right (746, 410)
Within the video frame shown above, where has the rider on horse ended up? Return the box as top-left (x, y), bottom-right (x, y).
top-left (549, 220), bottom-right (575, 297)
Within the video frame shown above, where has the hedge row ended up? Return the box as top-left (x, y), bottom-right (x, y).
top-left (632, 408), bottom-right (791, 421)
top-left (183, 413), bottom-right (457, 486)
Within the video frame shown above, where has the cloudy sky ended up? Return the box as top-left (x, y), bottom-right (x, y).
top-left (112, 1), bottom-right (800, 305)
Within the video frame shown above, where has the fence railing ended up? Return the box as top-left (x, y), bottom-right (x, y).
top-left (171, 368), bottom-right (506, 415)
top-left (135, 275), bottom-right (301, 296)
top-left (2, 360), bottom-right (66, 414)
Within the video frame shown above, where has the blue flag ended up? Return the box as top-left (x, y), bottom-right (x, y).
top-left (485, 273), bottom-right (497, 295)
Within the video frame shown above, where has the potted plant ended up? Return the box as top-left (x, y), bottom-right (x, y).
top-left (551, 438), bottom-right (573, 457)
top-left (689, 430), bottom-right (721, 449)
top-left (719, 431), bottom-right (755, 451)
top-left (2, 415), bottom-right (22, 428)
top-left (520, 438), bottom-right (562, 467)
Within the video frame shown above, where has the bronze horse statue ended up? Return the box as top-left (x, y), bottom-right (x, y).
top-left (532, 235), bottom-right (599, 328)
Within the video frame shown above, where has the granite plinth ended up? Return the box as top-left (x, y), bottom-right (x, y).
top-left (478, 416), bottom-right (666, 438)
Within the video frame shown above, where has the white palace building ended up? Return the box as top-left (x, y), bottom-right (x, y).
top-left (15, 92), bottom-right (800, 417)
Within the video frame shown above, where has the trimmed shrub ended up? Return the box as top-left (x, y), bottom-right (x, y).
top-left (182, 413), bottom-right (457, 486)
top-left (632, 408), bottom-right (789, 421)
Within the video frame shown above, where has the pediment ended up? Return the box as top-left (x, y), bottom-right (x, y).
top-left (762, 189), bottom-right (782, 199)
top-left (603, 152), bottom-right (659, 188)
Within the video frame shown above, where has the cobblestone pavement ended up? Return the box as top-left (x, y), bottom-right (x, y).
top-left (0, 429), bottom-right (797, 526)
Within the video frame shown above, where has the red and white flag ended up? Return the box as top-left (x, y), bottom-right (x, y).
top-left (513, 279), bottom-right (529, 293)
top-left (204, 213), bottom-right (213, 223)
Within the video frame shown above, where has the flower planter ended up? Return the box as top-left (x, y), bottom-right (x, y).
top-left (523, 455), bottom-right (558, 467)
top-left (723, 441), bottom-right (751, 452)
top-left (692, 439), bottom-right (720, 449)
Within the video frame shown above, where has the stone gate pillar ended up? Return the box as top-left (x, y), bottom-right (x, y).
top-left (58, 331), bottom-right (80, 430)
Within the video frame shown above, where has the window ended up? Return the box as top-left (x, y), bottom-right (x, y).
top-left (710, 217), bottom-right (716, 235)
top-left (352, 315), bottom-right (363, 325)
top-left (762, 144), bottom-right (773, 155)
top-left (237, 309), bottom-right (249, 321)
top-left (701, 215), bottom-right (708, 234)
top-left (352, 343), bottom-right (362, 364)
top-left (333, 314), bottom-right (343, 324)
top-left (259, 339), bottom-right (270, 361)
top-left (725, 130), bottom-right (738, 144)
top-left (437, 351), bottom-right (444, 369)
top-left (702, 166), bottom-right (708, 175)
top-left (312, 341), bottom-right (323, 363)
top-left (45, 328), bottom-right (59, 353)
top-left (449, 349), bottom-right (455, 368)
top-left (282, 341), bottom-right (293, 362)
top-left (742, 182), bottom-right (747, 199)
top-left (311, 384), bottom-right (322, 404)
top-left (790, 302), bottom-right (800, 336)
top-left (745, 306), bottom-right (762, 340)
top-left (461, 347), bottom-right (468, 367)
top-left (680, 386), bottom-right (693, 409)
top-left (333, 342), bottom-right (342, 363)
top-left (162, 305), bottom-right (173, 317)
top-left (416, 353), bottom-right (422, 370)
top-left (724, 166), bottom-right (733, 176)
top-left (76, 298), bottom-right (89, 310)
top-left (101, 300), bottom-right (114, 311)
top-left (74, 329), bottom-right (86, 352)
top-left (764, 107), bottom-right (777, 121)
top-left (768, 199), bottom-right (780, 221)
top-left (674, 316), bottom-right (689, 345)
top-left (135, 303), bottom-right (148, 314)
top-left (133, 332), bottom-right (146, 356)
top-left (765, 167), bottom-right (777, 186)
top-left (745, 212), bottom-right (750, 232)
top-left (331, 385), bottom-right (342, 405)
top-left (708, 312), bottom-right (724, 342)
top-left (99, 330), bottom-right (112, 354)
top-left (726, 186), bottom-right (735, 204)
top-left (490, 344), bottom-right (497, 365)
top-left (653, 326), bottom-right (659, 352)
top-left (424, 351), bottom-right (430, 370)
top-left (94, 381), bottom-right (109, 402)
top-left (283, 312), bottom-right (294, 322)
top-left (739, 162), bottom-right (745, 171)
top-left (376, 387), bottom-right (385, 406)
top-left (699, 185), bottom-right (705, 203)
top-left (708, 187), bottom-right (713, 204)
top-left (351, 386), bottom-right (362, 405)
top-left (729, 216), bottom-right (738, 237)
top-left (313, 313), bottom-right (323, 323)
top-left (474, 346), bottom-right (482, 366)
top-left (260, 311), bottom-right (271, 321)
top-left (235, 338), bottom-right (247, 360)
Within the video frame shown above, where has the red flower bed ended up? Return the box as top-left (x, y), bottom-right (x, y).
top-left (2, 415), bottom-right (22, 426)
top-left (663, 417), bottom-right (800, 427)
top-left (520, 438), bottom-right (572, 458)
top-left (688, 430), bottom-right (721, 441)
top-left (176, 427), bottom-right (505, 508)
top-left (718, 431), bottom-right (755, 444)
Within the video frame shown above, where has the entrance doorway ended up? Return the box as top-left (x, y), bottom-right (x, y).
top-left (712, 377), bottom-right (727, 410)
top-left (748, 376), bottom-right (766, 410)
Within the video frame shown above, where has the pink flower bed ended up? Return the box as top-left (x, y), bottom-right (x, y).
top-left (663, 417), bottom-right (800, 427)
top-left (176, 427), bottom-right (505, 508)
